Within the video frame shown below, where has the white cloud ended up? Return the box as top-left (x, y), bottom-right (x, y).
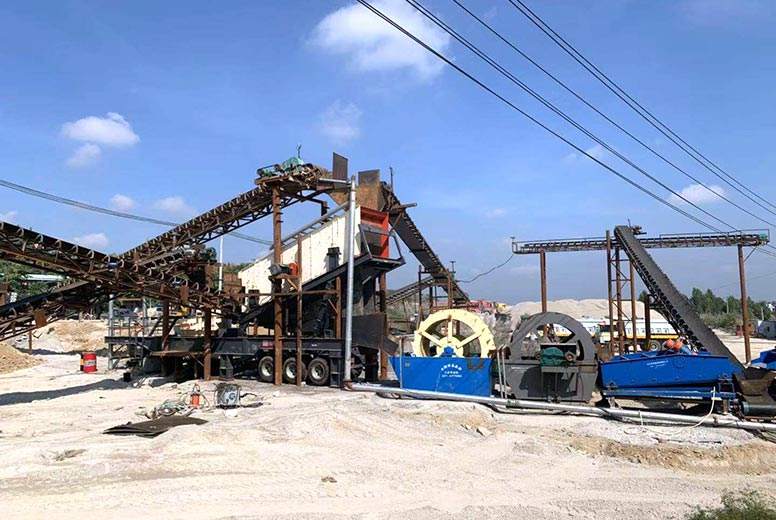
top-left (318, 101), bottom-right (362, 145)
top-left (73, 232), bottom-right (109, 250)
top-left (66, 143), bottom-right (102, 169)
top-left (484, 207), bottom-right (507, 219)
top-left (668, 184), bottom-right (726, 205)
top-left (564, 144), bottom-right (608, 164)
top-left (61, 112), bottom-right (139, 147)
top-left (311, 0), bottom-right (451, 80)
top-left (110, 193), bottom-right (136, 211)
top-left (154, 195), bottom-right (194, 215)
top-left (0, 210), bottom-right (18, 223)
top-left (681, 0), bottom-right (770, 26)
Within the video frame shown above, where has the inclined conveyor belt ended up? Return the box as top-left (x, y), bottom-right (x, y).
top-left (614, 225), bottom-right (743, 370)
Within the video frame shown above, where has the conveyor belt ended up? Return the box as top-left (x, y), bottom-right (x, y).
top-left (385, 276), bottom-right (435, 305)
top-left (614, 225), bottom-right (743, 370)
top-left (0, 163), bottom-right (329, 340)
top-left (381, 184), bottom-right (468, 304)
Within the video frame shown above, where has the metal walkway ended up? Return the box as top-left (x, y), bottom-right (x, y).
top-left (614, 225), bottom-right (743, 370)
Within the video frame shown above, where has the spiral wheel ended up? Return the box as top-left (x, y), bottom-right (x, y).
top-left (412, 309), bottom-right (495, 358)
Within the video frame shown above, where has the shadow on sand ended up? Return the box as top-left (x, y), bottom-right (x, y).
top-left (0, 378), bottom-right (127, 406)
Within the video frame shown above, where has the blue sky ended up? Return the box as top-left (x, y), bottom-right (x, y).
top-left (1, 0), bottom-right (775, 302)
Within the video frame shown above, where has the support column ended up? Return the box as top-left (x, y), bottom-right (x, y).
top-left (539, 250), bottom-right (548, 313)
top-left (644, 295), bottom-right (652, 350)
top-left (295, 236), bottom-right (303, 387)
top-left (335, 276), bottom-right (343, 339)
top-left (272, 187), bottom-right (284, 385)
top-left (203, 308), bottom-right (212, 380)
top-left (162, 301), bottom-right (170, 350)
top-left (629, 259), bottom-right (638, 350)
top-left (605, 231), bottom-right (615, 356)
top-left (417, 266), bottom-right (423, 323)
top-left (378, 272), bottom-right (388, 380)
top-left (614, 246), bottom-right (625, 355)
top-left (738, 244), bottom-right (751, 363)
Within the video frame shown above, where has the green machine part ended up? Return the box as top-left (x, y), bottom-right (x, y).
top-left (540, 346), bottom-right (566, 367)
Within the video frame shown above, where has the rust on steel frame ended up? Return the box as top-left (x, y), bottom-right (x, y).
top-left (0, 163), bottom-right (332, 341)
top-left (0, 220), bottom-right (227, 310)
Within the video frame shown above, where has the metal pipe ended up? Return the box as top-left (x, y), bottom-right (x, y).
top-left (350, 384), bottom-right (776, 433)
top-left (296, 235), bottom-right (303, 387)
top-left (738, 244), bottom-right (751, 363)
top-left (343, 176), bottom-right (356, 383)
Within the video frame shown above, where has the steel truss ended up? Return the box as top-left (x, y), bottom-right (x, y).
top-left (0, 163), bottom-right (332, 341)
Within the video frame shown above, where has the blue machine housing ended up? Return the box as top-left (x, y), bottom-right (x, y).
top-left (599, 350), bottom-right (742, 401)
top-left (390, 354), bottom-right (492, 397)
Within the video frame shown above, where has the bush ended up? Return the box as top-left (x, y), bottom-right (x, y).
top-left (686, 490), bottom-right (776, 520)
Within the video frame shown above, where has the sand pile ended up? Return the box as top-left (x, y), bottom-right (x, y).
top-left (510, 299), bottom-right (667, 328)
top-left (0, 343), bottom-right (40, 374)
top-left (38, 320), bottom-right (108, 353)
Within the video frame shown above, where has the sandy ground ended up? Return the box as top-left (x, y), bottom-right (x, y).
top-left (1, 318), bottom-right (776, 519)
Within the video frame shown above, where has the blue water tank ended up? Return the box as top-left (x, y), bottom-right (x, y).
top-left (390, 354), bottom-right (492, 397)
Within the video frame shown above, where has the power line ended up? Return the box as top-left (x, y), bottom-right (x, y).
top-left (405, 0), bottom-right (759, 234)
top-left (355, 1), bottom-right (708, 230)
top-left (450, 0), bottom-right (776, 229)
top-left (0, 178), bottom-right (273, 246)
top-left (355, 0), bottom-right (776, 262)
top-left (458, 253), bottom-right (514, 283)
top-left (505, 0), bottom-right (776, 217)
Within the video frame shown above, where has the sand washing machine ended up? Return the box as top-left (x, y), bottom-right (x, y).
top-left (500, 312), bottom-right (598, 402)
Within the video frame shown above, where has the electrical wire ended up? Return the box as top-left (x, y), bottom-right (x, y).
top-left (458, 253), bottom-right (514, 283)
top-left (450, 0), bottom-right (776, 229)
top-left (406, 0), bottom-right (750, 233)
top-left (400, 0), bottom-right (776, 263)
top-left (505, 0), bottom-right (776, 217)
top-left (356, 0), bottom-right (718, 235)
top-left (0, 178), bottom-right (272, 246)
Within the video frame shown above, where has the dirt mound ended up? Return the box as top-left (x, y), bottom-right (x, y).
top-left (40, 320), bottom-right (107, 353)
top-left (0, 343), bottom-right (40, 374)
top-left (569, 435), bottom-right (776, 475)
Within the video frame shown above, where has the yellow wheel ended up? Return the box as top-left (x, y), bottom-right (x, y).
top-left (412, 309), bottom-right (495, 358)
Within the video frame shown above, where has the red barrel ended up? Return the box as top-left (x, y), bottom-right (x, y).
top-left (81, 352), bottom-right (97, 373)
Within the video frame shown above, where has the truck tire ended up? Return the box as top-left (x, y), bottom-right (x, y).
top-left (647, 340), bottom-right (661, 351)
top-left (282, 357), bottom-right (306, 384)
top-left (306, 358), bottom-right (330, 386)
top-left (257, 355), bottom-right (274, 383)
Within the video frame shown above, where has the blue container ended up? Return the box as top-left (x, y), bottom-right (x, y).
top-left (600, 350), bottom-right (742, 389)
top-left (390, 355), bottom-right (492, 397)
